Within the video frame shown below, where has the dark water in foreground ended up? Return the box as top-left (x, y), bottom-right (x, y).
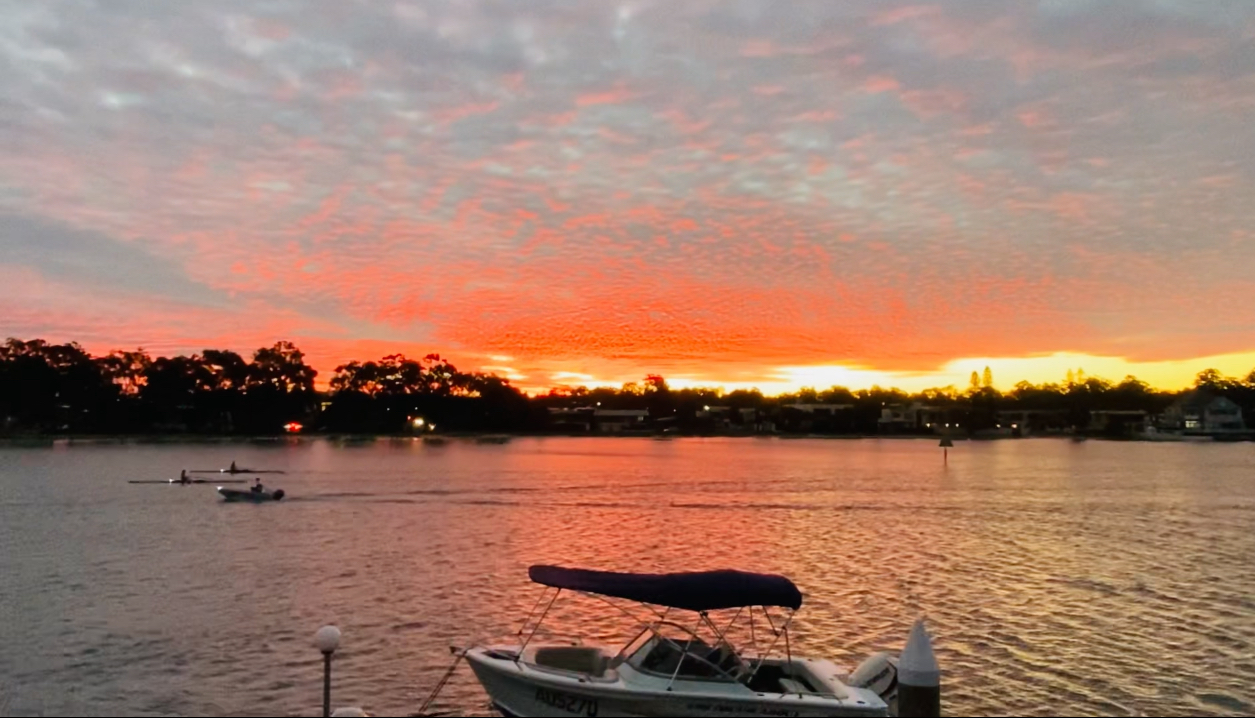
top-left (1, 437), bottom-right (1253, 717)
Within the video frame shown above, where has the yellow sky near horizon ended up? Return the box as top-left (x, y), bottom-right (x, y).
top-left (522, 349), bottom-right (1255, 396)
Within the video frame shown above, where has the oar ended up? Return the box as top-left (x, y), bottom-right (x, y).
top-left (187, 468), bottom-right (287, 474)
top-left (127, 479), bottom-right (250, 484)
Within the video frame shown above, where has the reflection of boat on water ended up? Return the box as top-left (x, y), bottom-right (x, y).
top-left (474, 434), bottom-right (512, 445)
top-left (333, 435), bottom-right (377, 446)
top-left (463, 566), bottom-right (904, 717)
top-left (1135, 428), bottom-right (1213, 443)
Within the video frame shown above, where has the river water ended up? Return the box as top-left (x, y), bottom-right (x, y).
top-left (1, 437), bottom-right (1252, 717)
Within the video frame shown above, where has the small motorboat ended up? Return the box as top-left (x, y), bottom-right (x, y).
top-left (463, 566), bottom-right (904, 717)
top-left (217, 486), bottom-right (285, 502)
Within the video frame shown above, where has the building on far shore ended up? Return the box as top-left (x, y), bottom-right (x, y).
top-left (1159, 392), bottom-right (1247, 436)
top-left (781, 403), bottom-right (855, 433)
top-left (878, 402), bottom-right (966, 434)
top-left (995, 409), bottom-right (1069, 436)
top-left (593, 409), bottom-right (650, 434)
top-left (1088, 410), bottom-right (1149, 435)
top-left (545, 407), bottom-right (651, 433)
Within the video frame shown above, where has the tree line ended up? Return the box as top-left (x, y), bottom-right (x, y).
top-left (2, 338), bottom-right (1253, 436)
top-left (0, 338), bottom-right (535, 435)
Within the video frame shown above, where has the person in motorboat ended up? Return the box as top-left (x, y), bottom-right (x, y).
top-left (251, 478), bottom-right (264, 494)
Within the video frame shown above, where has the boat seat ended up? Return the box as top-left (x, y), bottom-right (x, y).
top-left (778, 678), bottom-right (808, 695)
top-left (708, 644), bottom-right (750, 680)
top-left (533, 646), bottom-right (610, 677)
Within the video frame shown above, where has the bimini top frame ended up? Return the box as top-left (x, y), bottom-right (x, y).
top-left (515, 566), bottom-right (804, 690)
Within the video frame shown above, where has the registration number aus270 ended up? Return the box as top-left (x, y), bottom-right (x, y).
top-left (535, 687), bottom-right (599, 717)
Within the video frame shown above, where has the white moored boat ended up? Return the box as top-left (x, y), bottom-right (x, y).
top-left (464, 566), bottom-right (903, 717)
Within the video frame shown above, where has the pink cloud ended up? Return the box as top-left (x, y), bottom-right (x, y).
top-left (576, 86), bottom-right (635, 107)
top-left (871, 5), bottom-right (942, 27)
top-left (863, 75), bottom-right (901, 94)
top-left (740, 40), bottom-right (776, 58)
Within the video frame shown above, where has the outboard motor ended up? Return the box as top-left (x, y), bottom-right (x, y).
top-left (273, 489), bottom-right (285, 501)
top-left (848, 652), bottom-right (898, 716)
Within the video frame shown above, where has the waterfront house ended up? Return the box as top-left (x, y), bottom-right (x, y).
top-left (593, 408), bottom-right (650, 433)
top-left (781, 403), bottom-right (855, 433)
top-left (878, 402), bottom-right (964, 434)
top-left (995, 409), bottom-right (1068, 436)
top-left (547, 406), bottom-right (595, 433)
top-left (1087, 410), bottom-right (1149, 435)
top-left (1160, 392), bottom-right (1246, 435)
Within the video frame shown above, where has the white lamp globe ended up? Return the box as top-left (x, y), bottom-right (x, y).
top-left (315, 625), bottom-right (342, 655)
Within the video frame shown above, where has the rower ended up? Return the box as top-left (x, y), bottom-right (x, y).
top-left (230, 461), bottom-right (238, 473)
top-left (180, 469), bottom-right (190, 485)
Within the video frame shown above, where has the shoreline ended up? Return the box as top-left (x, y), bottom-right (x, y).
top-left (0, 432), bottom-right (1246, 446)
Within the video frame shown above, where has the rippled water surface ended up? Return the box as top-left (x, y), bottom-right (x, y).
top-left (2, 437), bottom-right (1254, 717)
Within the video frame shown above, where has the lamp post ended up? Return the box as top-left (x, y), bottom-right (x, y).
top-left (315, 625), bottom-right (341, 718)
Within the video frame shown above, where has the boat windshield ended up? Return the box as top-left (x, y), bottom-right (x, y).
top-left (627, 625), bottom-right (744, 682)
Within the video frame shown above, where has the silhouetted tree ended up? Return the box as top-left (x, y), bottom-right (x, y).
top-left (642, 374), bottom-right (674, 418)
top-left (141, 355), bottom-right (207, 430)
top-left (236, 342), bottom-right (317, 433)
top-left (201, 350), bottom-right (249, 392)
top-left (1195, 368), bottom-right (1235, 393)
top-left (97, 350), bottom-right (151, 396)
top-left (248, 341), bottom-right (317, 394)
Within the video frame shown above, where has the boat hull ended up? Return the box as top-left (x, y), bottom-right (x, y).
top-left (217, 488), bottom-right (285, 502)
top-left (466, 649), bottom-right (887, 718)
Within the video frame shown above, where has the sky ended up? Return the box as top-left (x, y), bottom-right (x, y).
top-left (2, 0), bottom-right (1255, 394)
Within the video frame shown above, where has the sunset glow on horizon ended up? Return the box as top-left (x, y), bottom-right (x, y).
top-left (3, 2), bottom-right (1255, 394)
